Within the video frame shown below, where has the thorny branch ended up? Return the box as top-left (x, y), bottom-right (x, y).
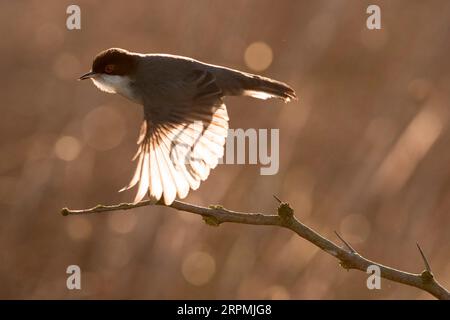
top-left (61, 198), bottom-right (450, 300)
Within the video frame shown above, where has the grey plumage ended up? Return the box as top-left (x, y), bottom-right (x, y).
top-left (131, 53), bottom-right (296, 103)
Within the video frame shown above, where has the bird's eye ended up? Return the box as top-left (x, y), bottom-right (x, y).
top-left (105, 64), bottom-right (114, 74)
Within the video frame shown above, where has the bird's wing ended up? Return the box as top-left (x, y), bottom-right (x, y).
top-left (120, 69), bottom-right (229, 205)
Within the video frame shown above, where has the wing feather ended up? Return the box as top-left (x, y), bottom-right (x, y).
top-left (122, 70), bottom-right (228, 204)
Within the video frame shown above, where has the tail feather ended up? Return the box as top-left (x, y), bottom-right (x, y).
top-left (242, 74), bottom-right (297, 102)
top-left (208, 65), bottom-right (297, 102)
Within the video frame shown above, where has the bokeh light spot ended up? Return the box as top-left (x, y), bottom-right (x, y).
top-left (181, 251), bottom-right (216, 286)
top-left (54, 136), bottom-right (82, 161)
top-left (244, 42), bottom-right (273, 71)
top-left (66, 216), bottom-right (93, 241)
top-left (264, 285), bottom-right (290, 300)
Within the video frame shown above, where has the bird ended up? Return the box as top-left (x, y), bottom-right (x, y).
top-left (79, 48), bottom-right (297, 205)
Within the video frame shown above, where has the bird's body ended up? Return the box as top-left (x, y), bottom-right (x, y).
top-left (91, 52), bottom-right (295, 104)
top-left (80, 48), bottom-right (296, 205)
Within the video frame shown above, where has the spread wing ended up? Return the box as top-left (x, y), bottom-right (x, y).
top-left (120, 70), bottom-right (229, 205)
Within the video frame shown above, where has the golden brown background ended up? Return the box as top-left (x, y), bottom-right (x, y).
top-left (0, 0), bottom-right (449, 299)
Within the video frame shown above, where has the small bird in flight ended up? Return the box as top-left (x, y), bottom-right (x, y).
top-left (80, 48), bottom-right (296, 205)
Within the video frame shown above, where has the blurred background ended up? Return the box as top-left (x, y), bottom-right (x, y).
top-left (0, 0), bottom-right (449, 299)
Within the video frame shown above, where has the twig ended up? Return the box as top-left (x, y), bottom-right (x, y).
top-left (61, 199), bottom-right (450, 300)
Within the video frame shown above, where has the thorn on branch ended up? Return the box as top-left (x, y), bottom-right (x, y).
top-left (335, 231), bottom-right (356, 254)
top-left (273, 195), bottom-right (282, 204)
top-left (417, 243), bottom-right (434, 281)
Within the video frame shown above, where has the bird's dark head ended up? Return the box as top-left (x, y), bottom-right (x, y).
top-left (79, 48), bottom-right (137, 80)
top-left (79, 48), bottom-right (141, 98)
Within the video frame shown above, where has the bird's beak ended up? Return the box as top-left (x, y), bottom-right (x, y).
top-left (78, 71), bottom-right (96, 81)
